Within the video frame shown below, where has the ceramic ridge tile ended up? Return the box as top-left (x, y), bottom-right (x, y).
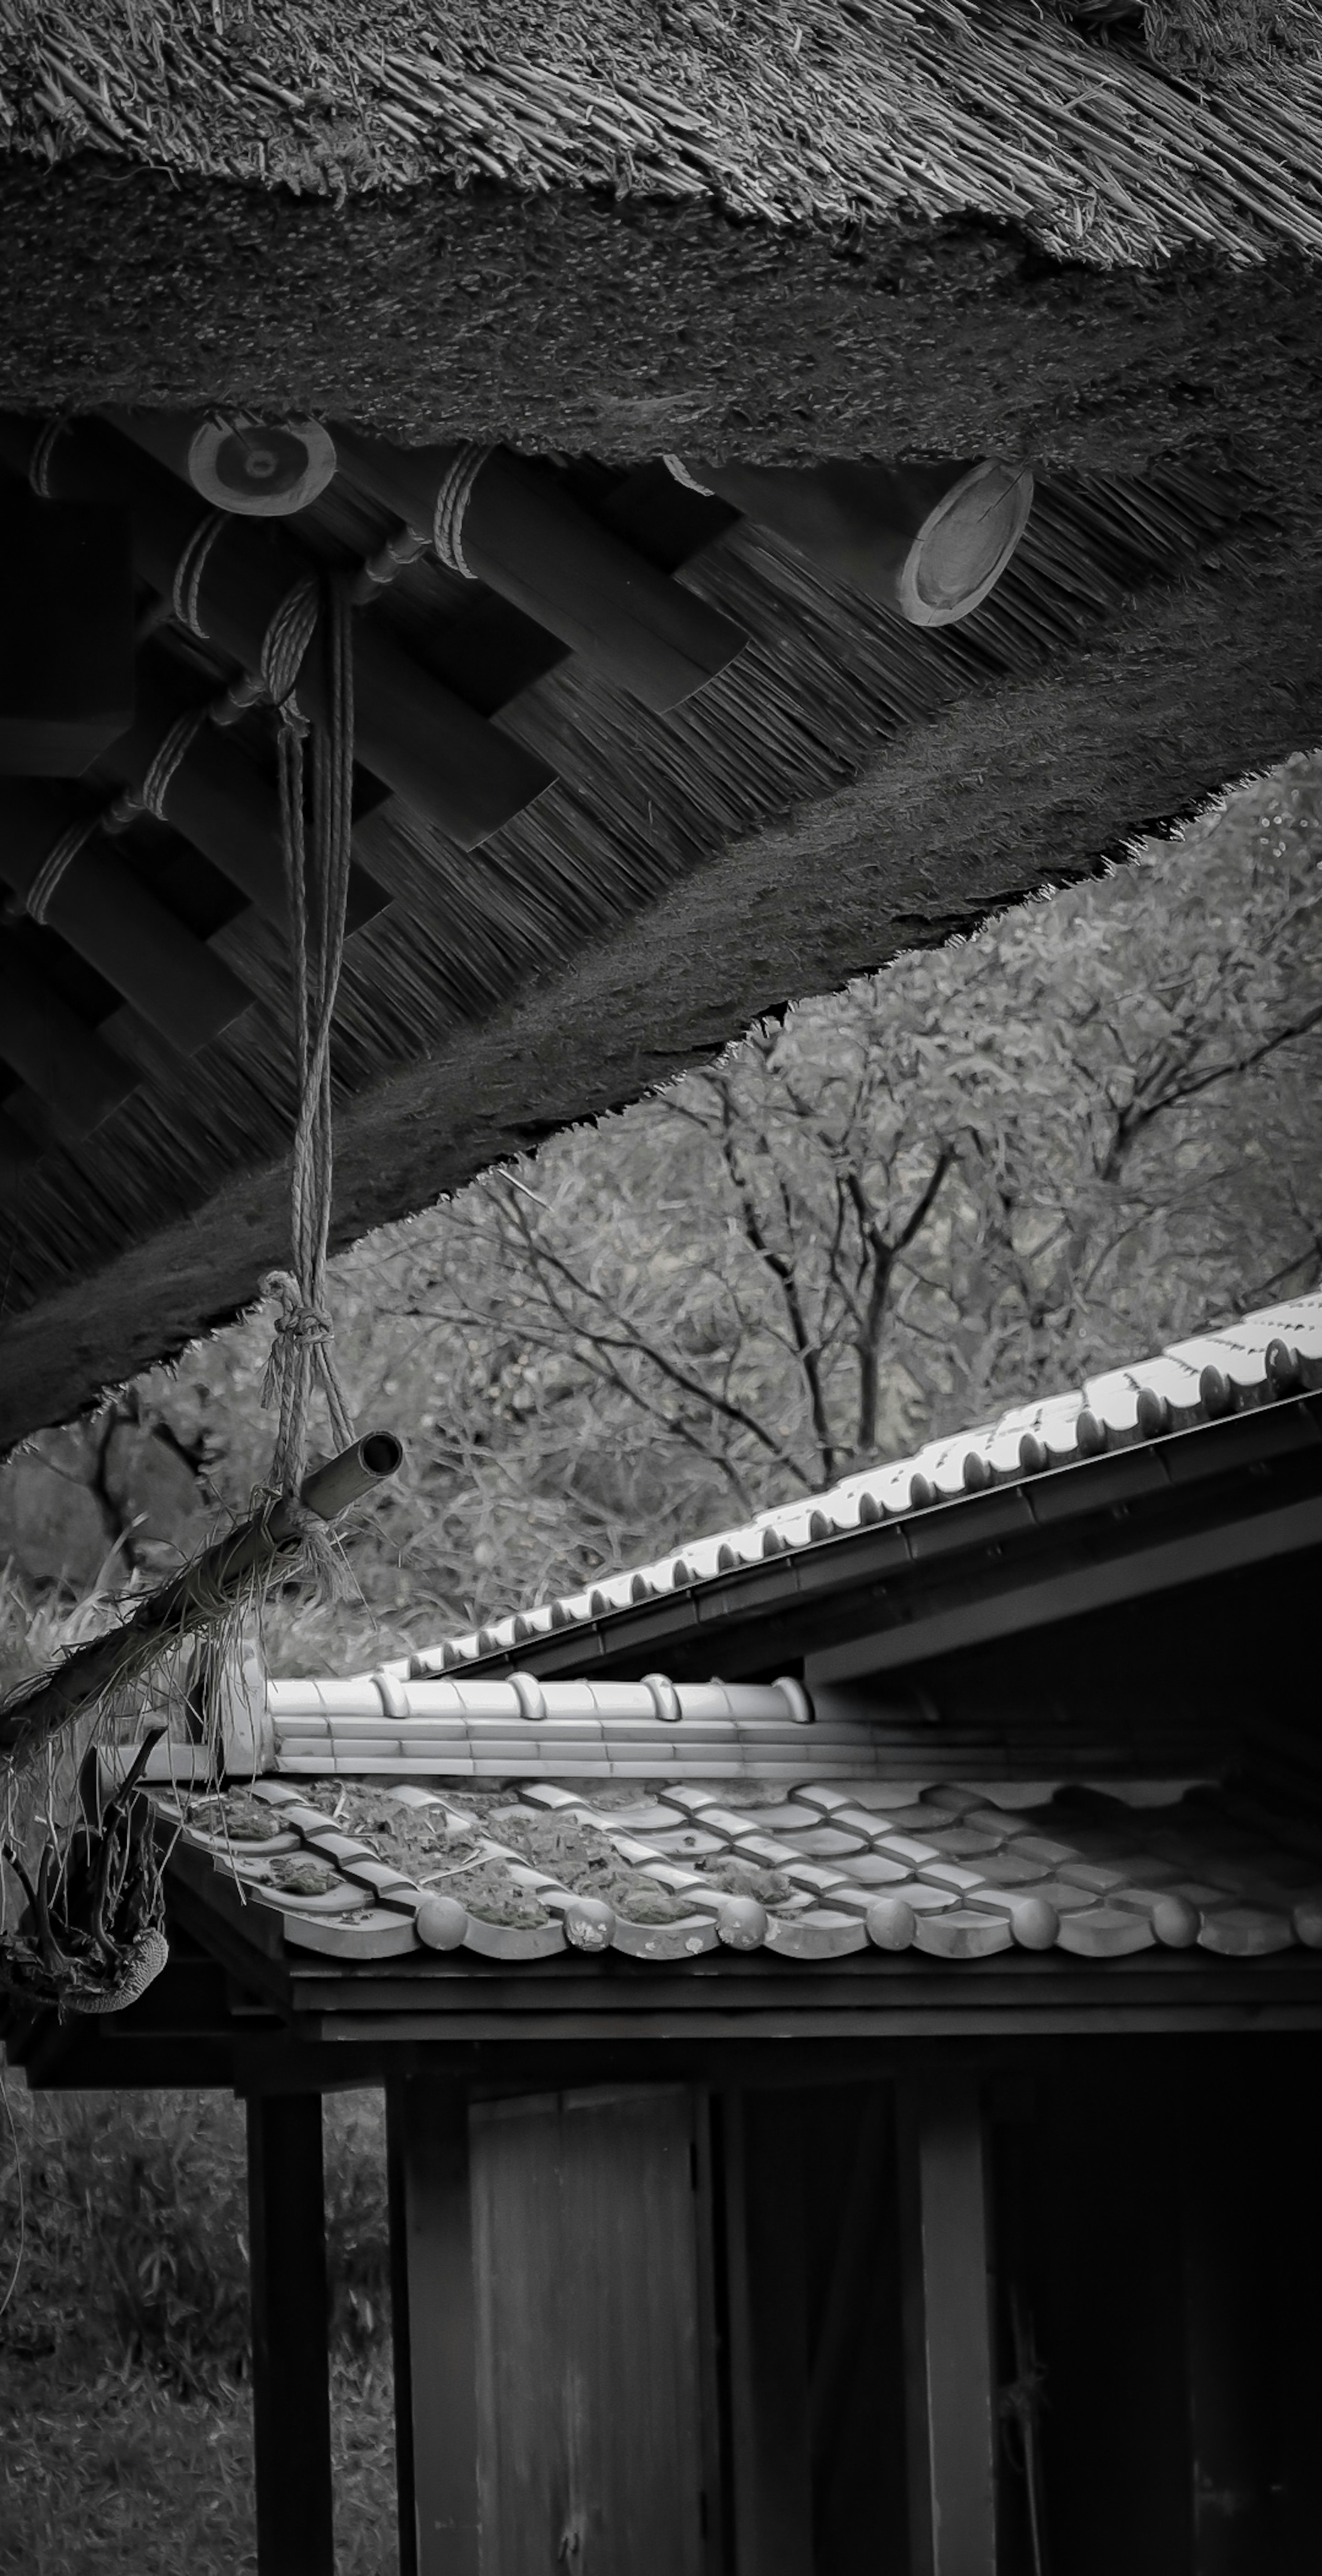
top-left (794, 1826), bottom-right (869, 1859)
top-left (875, 1833), bottom-right (941, 1865)
top-left (643, 1826), bottom-right (726, 1857)
top-left (922, 1826), bottom-right (1007, 1859)
top-left (695, 1806), bottom-right (763, 1841)
top-left (733, 1833), bottom-right (798, 1867)
top-left (1009, 1834), bottom-right (1077, 1867)
top-left (1058, 1860), bottom-right (1131, 1894)
top-left (833, 1853), bottom-right (914, 1886)
top-left (963, 1851), bottom-right (1046, 1887)
top-left (784, 1860), bottom-right (853, 1895)
top-left (1016, 1879), bottom-right (1098, 1913)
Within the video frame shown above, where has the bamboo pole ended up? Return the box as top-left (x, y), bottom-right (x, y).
top-left (111, 408), bottom-right (337, 518)
top-left (0, 1433), bottom-right (404, 1775)
top-left (684, 458), bottom-right (1034, 626)
top-left (333, 430), bottom-right (748, 712)
top-left (0, 417), bottom-right (557, 850)
top-left (0, 779), bottom-right (253, 1053)
top-left (100, 648), bottom-right (388, 935)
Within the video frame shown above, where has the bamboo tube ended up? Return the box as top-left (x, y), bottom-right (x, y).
top-left (99, 648), bottom-right (388, 934)
top-left (0, 948), bottom-right (137, 1137)
top-left (684, 458), bottom-right (1034, 626)
top-left (0, 781), bottom-right (252, 1052)
top-left (109, 408), bottom-right (337, 518)
top-left (17, 418), bottom-right (556, 848)
top-left (334, 430), bottom-right (749, 712)
top-left (0, 1432), bottom-right (404, 1773)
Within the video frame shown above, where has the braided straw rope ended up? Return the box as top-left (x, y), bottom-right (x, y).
top-left (24, 815), bottom-right (102, 927)
top-left (102, 705), bottom-right (211, 835)
top-left (432, 444), bottom-right (495, 578)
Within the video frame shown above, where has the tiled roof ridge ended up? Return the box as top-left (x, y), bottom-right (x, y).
top-left (391, 1291), bottom-right (1322, 1682)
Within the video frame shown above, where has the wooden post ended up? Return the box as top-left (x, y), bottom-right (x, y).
top-left (334, 431), bottom-right (748, 712)
top-left (387, 2078), bottom-right (480, 2576)
top-left (897, 2072), bottom-right (998, 2576)
top-left (246, 2092), bottom-right (334, 2576)
top-left (0, 418), bottom-right (557, 851)
top-left (723, 2090), bottom-right (814, 2576)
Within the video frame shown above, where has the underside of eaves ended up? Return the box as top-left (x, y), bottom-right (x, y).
top-left (2, 2), bottom-right (1322, 1446)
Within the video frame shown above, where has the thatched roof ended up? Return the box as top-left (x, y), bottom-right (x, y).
top-left (2, 411), bottom-right (1321, 1450)
top-left (2, 6), bottom-right (1322, 1447)
top-left (3, 1), bottom-right (1322, 469)
top-left (4, 0), bottom-right (1321, 257)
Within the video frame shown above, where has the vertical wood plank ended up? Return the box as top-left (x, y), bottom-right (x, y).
top-left (692, 2091), bottom-right (730, 2576)
top-left (1184, 2147), bottom-right (1266, 2575)
top-left (246, 2092), bottom-right (334, 2576)
top-left (898, 2074), bottom-right (997, 2576)
top-left (723, 2090), bottom-right (814, 2576)
top-left (387, 2078), bottom-right (480, 2576)
top-left (472, 2086), bottom-right (706, 2576)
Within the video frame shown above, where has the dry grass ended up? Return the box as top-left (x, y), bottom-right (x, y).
top-left (1, 0), bottom-right (1321, 262)
top-left (0, 2357), bottom-right (398, 2576)
top-left (0, 2081), bottom-right (397, 2576)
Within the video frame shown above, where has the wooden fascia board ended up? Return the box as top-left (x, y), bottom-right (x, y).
top-left (805, 1491), bottom-right (1322, 1687)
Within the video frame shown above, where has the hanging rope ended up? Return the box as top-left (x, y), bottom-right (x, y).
top-left (261, 571), bottom-right (357, 1506)
top-left (0, 553), bottom-right (368, 2023)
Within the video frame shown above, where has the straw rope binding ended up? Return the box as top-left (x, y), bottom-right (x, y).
top-left (432, 444), bottom-right (495, 579)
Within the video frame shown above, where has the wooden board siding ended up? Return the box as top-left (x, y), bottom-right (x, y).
top-left (471, 2086), bottom-right (708, 2576)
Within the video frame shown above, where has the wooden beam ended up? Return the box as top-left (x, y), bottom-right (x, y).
top-left (0, 779), bottom-right (251, 1052)
top-left (0, 485), bottom-right (134, 773)
top-left (897, 2072), bottom-right (998, 2576)
top-left (0, 418), bottom-right (557, 851)
top-left (805, 1493), bottom-right (1322, 1685)
top-left (723, 2089), bottom-right (814, 2576)
top-left (387, 2077), bottom-right (480, 2576)
top-left (246, 2091), bottom-right (335, 2576)
top-left (334, 432), bottom-right (747, 713)
top-left (0, 944), bottom-right (137, 1138)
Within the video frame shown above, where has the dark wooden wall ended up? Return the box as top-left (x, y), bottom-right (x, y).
top-left (376, 2044), bottom-right (1322, 2576)
top-left (471, 2086), bottom-right (711, 2576)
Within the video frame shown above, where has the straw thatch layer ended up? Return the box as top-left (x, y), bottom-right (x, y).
top-left (4, 150), bottom-right (1322, 478)
top-left (2, 437), bottom-right (1321, 1451)
top-left (2, 0), bottom-right (1321, 267)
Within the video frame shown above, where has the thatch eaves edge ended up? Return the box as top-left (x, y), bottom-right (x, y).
top-left (2, 480), bottom-right (1319, 1453)
top-left (3, 152), bottom-right (1322, 476)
